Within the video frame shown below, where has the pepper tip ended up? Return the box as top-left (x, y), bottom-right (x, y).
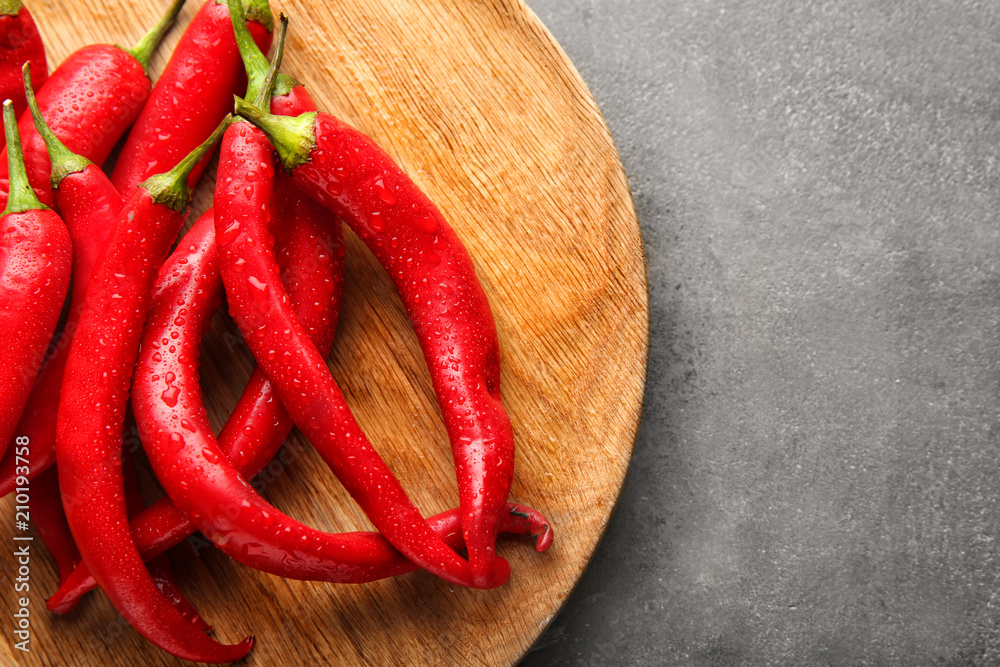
top-left (534, 524), bottom-right (554, 553)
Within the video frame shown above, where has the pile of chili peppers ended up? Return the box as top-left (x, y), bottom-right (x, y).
top-left (0, 0), bottom-right (552, 661)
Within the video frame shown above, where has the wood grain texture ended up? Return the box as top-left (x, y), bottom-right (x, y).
top-left (0, 0), bottom-right (647, 665)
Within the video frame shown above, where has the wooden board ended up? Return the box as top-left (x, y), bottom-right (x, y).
top-left (0, 0), bottom-right (647, 664)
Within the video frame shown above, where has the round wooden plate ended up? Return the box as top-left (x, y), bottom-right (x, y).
top-left (0, 0), bottom-right (647, 664)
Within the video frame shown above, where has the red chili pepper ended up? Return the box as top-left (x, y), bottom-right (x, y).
top-left (0, 0), bottom-right (46, 124)
top-left (55, 118), bottom-right (251, 663)
top-left (111, 0), bottom-right (273, 194)
top-left (4, 100), bottom-right (77, 592)
top-left (0, 0), bottom-right (183, 210)
top-left (0, 64), bottom-right (133, 502)
top-left (5, 64), bottom-right (112, 596)
top-left (12, 58), bottom-right (211, 624)
top-left (236, 97), bottom-right (517, 588)
top-left (136, 205), bottom-right (388, 582)
top-left (0, 100), bottom-right (70, 460)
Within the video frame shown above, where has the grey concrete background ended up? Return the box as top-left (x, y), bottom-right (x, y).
top-left (520, 1), bottom-right (1000, 665)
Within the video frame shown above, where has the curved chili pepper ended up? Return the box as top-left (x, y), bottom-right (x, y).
top-left (0, 100), bottom-right (70, 460)
top-left (236, 98), bottom-right (517, 588)
top-left (136, 206), bottom-right (395, 582)
top-left (55, 118), bottom-right (252, 663)
top-left (52, 490), bottom-right (551, 611)
top-left (136, 14), bottom-right (445, 584)
top-left (0, 0), bottom-right (184, 210)
top-left (138, 136), bottom-right (528, 585)
top-left (3, 100), bottom-right (75, 592)
top-left (0, 0), bottom-right (46, 124)
top-left (111, 0), bottom-right (273, 194)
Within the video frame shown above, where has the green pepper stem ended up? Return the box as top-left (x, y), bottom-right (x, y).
top-left (230, 0), bottom-right (268, 98)
top-left (127, 0), bottom-right (186, 70)
top-left (234, 98), bottom-right (315, 172)
top-left (142, 115), bottom-right (232, 212)
top-left (253, 13), bottom-right (288, 109)
top-left (0, 0), bottom-right (23, 17)
top-left (23, 63), bottom-right (91, 189)
top-left (233, 0), bottom-right (287, 107)
top-left (219, 0), bottom-right (273, 33)
top-left (272, 73), bottom-right (300, 99)
top-left (2, 100), bottom-right (46, 215)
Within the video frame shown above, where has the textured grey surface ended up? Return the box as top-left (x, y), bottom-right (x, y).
top-left (520, 1), bottom-right (1000, 665)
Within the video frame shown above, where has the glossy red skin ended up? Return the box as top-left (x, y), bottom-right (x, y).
top-left (0, 45), bottom-right (149, 209)
top-left (288, 112), bottom-right (514, 588)
top-left (215, 87), bottom-right (343, 475)
top-left (0, 164), bottom-right (122, 496)
top-left (134, 89), bottom-right (342, 583)
top-left (152, 566), bottom-right (212, 632)
top-left (0, 207), bottom-right (71, 457)
top-left (0, 7), bottom-right (47, 124)
top-left (214, 120), bottom-right (507, 589)
top-left (111, 0), bottom-right (272, 193)
top-left (55, 188), bottom-right (252, 663)
top-left (1, 209), bottom-right (71, 588)
top-left (29, 467), bottom-right (79, 583)
top-left (269, 82), bottom-right (315, 118)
